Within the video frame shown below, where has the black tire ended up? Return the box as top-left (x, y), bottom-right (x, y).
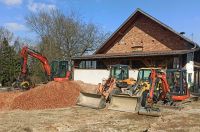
top-left (99, 96), bottom-right (107, 108)
top-left (141, 90), bottom-right (148, 107)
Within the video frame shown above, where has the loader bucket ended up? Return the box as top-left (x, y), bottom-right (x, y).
top-left (76, 92), bottom-right (106, 109)
top-left (108, 94), bottom-right (140, 113)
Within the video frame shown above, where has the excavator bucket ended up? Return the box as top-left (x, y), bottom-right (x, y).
top-left (108, 94), bottom-right (140, 113)
top-left (76, 92), bottom-right (106, 109)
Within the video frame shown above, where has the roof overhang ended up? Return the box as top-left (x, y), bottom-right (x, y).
top-left (73, 49), bottom-right (199, 60)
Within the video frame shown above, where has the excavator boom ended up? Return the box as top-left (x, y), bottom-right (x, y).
top-left (20, 46), bottom-right (51, 79)
top-left (14, 46), bottom-right (52, 90)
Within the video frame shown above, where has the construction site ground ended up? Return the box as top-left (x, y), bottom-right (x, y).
top-left (0, 101), bottom-right (199, 132)
top-left (0, 81), bottom-right (200, 132)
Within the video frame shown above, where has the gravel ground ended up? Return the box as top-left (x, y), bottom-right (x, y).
top-left (0, 101), bottom-right (200, 132)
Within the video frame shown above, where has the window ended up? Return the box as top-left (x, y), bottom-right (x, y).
top-left (79, 61), bottom-right (96, 69)
top-left (187, 53), bottom-right (194, 62)
top-left (110, 66), bottom-right (129, 80)
top-left (137, 69), bottom-right (151, 82)
top-left (166, 70), bottom-right (187, 95)
top-left (79, 61), bottom-right (86, 69)
top-left (173, 57), bottom-right (180, 69)
top-left (194, 69), bottom-right (200, 88)
top-left (51, 61), bottom-right (68, 78)
top-left (188, 73), bottom-right (192, 84)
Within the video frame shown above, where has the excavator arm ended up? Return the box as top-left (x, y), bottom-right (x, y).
top-left (158, 72), bottom-right (171, 100)
top-left (147, 70), bottom-right (172, 104)
top-left (20, 46), bottom-right (51, 80)
top-left (14, 46), bottom-right (51, 90)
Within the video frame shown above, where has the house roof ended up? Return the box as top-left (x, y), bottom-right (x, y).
top-left (73, 49), bottom-right (199, 60)
top-left (94, 8), bottom-right (199, 54)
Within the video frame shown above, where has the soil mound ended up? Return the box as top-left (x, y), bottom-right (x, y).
top-left (75, 81), bottom-right (98, 94)
top-left (0, 81), bottom-right (80, 110)
top-left (0, 91), bottom-right (22, 110)
top-left (10, 81), bottom-right (80, 110)
top-left (0, 81), bottom-right (99, 111)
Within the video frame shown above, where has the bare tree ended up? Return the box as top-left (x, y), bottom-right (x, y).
top-left (0, 27), bottom-right (13, 43)
top-left (26, 9), bottom-right (109, 61)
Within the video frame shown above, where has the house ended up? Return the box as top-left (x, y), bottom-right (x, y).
top-left (72, 8), bottom-right (200, 94)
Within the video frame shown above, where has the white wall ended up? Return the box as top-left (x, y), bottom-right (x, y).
top-left (186, 61), bottom-right (194, 88)
top-left (129, 70), bottom-right (138, 80)
top-left (74, 69), bottom-right (110, 85)
top-left (73, 69), bottom-right (139, 85)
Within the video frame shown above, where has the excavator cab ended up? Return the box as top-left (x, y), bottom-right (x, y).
top-left (166, 69), bottom-right (189, 100)
top-left (51, 60), bottom-right (71, 81)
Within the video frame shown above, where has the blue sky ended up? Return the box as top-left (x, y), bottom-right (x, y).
top-left (0, 0), bottom-right (200, 44)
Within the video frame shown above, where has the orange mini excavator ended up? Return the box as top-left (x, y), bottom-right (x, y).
top-left (13, 46), bottom-right (71, 90)
top-left (146, 69), bottom-right (190, 105)
top-left (138, 68), bottom-right (190, 116)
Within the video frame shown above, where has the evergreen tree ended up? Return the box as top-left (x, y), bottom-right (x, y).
top-left (0, 38), bottom-right (21, 86)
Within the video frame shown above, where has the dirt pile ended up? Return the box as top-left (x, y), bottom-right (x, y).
top-left (0, 91), bottom-right (22, 110)
top-left (0, 81), bottom-right (99, 111)
top-left (0, 81), bottom-right (81, 110)
top-left (11, 81), bottom-right (80, 110)
top-left (75, 81), bottom-right (98, 94)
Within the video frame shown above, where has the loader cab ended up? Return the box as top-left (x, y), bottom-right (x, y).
top-left (166, 69), bottom-right (187, 95)
top-left (51, 60), bottom-right (70, 81)
top-left (110, 64), bottom-right (129, 81)
top-left (137, 68), bottom-right (161, 82)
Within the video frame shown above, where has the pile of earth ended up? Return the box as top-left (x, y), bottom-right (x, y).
top-left (0, 81), bottom-right (98, 111)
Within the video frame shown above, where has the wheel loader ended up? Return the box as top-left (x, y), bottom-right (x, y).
top-left (108, 68), bottom-right (163, 116)
top-left (77, 64), bottom-right (135, 108)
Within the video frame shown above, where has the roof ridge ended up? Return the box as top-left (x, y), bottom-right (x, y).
top-left (136, 9), bottom-right (198, 47)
